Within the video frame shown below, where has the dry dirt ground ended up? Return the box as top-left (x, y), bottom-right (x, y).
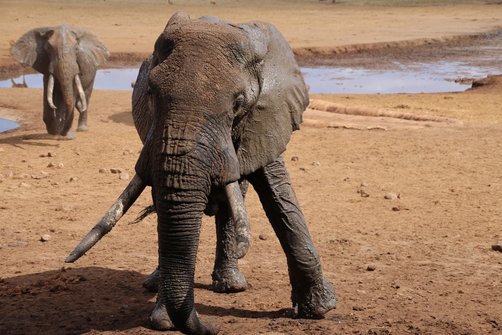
top-left (1, 1), bottom-right (502, 335)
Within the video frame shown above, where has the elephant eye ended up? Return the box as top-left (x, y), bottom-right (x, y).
top-left (233, 94), bottom-right (245, 114)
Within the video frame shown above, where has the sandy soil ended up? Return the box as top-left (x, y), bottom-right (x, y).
top-left (1, 1), bottom-right (502, 335)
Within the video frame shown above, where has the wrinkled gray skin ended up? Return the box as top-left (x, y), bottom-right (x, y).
top-left (10, 25), bottom-right (109, 138)
top-left (127, 12), bottom-right (337, 335)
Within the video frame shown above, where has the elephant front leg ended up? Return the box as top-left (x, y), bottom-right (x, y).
top-left (247, 157), bottom-right (336, 318)
top-left (76, 100), bottom-right (88, 132)
top-left (212, 198), bottom-right (248, 293)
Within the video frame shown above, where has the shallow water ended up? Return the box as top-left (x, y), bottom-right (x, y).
top-left (0, 118), bottom-right (19, 133)
top-left (1, 61), bottom-right (499, 95)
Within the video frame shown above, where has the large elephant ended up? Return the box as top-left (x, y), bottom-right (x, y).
top-left (10, 25), bottom-right (109, 138)
top-left (66, 12), bottom-right (336, 335)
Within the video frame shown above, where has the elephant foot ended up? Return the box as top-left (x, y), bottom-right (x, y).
top-left (294, 276), bottom-right (336, 319)
top-left (55, 131), bottom-right (75, 140)
top-left (143, 267), bottom-right (160, 293)
top-left (149, 295), bottom-right (175, 331)
top-left (212, 267), bottom-right (248, 293)
top-left (77, 124), bottom-right (88, 132)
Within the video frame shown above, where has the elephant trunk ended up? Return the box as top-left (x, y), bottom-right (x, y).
top-left (156, 176), bottom-right (218, 335)
top-left (74, 74), bottom-right (87, 112)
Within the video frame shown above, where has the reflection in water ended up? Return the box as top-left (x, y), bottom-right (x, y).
top-left (0, 62), bottom-right (500, 94)
top-left (0, 118), bottom-right (19, 133)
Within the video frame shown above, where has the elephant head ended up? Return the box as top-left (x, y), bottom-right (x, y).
top-left (10, 25), bottom-right (109, 137)
top-left (67, 12), bottom-right (309, 335)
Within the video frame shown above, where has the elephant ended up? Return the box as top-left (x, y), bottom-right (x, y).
top-left (10, 25), bottom-right (109, 138)
top-left (66, 12), bottom-right (336, 335)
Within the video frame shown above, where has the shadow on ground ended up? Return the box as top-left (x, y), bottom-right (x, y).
top-left (0, 267), bottom-right (155, 335)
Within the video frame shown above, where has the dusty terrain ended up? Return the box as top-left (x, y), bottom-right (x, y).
top-left (1, 1), bottom-right (501, 335)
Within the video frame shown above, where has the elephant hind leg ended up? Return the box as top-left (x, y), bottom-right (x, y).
top-left (247, 156), bottom-right (336, 318)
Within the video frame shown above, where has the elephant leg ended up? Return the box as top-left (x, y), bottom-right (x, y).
top-left (247, 156), bottom-right (336, 318)
top-left (211, 198), bottom-right (248, 293)
top-left (77, 86), bottom-right (93, 131)
top-left (76, 101), bottom-right (88, 131)
top-left (149, 290), bottom-right (175, 330)
top-left (143, 266), bottom-right (161, 293)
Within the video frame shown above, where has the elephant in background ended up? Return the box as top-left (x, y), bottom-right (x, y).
top-left (67, 12), bottom-right (336, 335)
top-left (10, 25), bottom-right (109, 138)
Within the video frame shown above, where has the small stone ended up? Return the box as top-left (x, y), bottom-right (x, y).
top-left (119, 172), bottom-right (130, 180)
top-left (366, 264), bottom-right (376, 271)
top-left (360, 182), bottom-right (368, 187)
top-left (47, 162), bottom-right (63, 168)
top-left (99, 168), bottom-right (108, 174)
top-left (48, 152), bottom-right (56, 157)
top-left (491, 242), bottom-right (502, 252)
top-left (291, 156), bottom-right (299, 162)
top-left (357, 188), bottom-right (370, 198)
top-left (122, 149), bottom-right (134, 155)
top-left (69, 177), bottom-right (78, 182)
top-left (40, 234), bottom-right (51, 242)
top-left (31, 171), bottom-right (49, 180)
top-left (312, 161), bottom-right (321, 166)
top-left (384, 192), bottom-right (399, 200)
top-left (110, 168), bottom-right (122, 174)
top-left (392, 206), bottom-right (401, 212)
top-left (258, 234), bottom-right (268, 241)
top-left (19, 182), bottom-right (31, 188)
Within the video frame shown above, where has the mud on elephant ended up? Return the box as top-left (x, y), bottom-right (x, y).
top-left (11, 25), bottom-right (109, 138)
top-left (67, 12), bottom-right (336, 335)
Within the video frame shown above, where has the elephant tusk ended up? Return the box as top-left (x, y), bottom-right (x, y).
top-left (225, 181), bottom-right (250, 259)
top-left (47, 74), bottom-right (57, 110)
top-left (65, 174), bottom-right (146, 263)
top-left (74, 74), bottom-right (87, 112)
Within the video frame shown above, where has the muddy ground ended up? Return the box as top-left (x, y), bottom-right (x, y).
top-left (0, 1), bottom-right (502, 335)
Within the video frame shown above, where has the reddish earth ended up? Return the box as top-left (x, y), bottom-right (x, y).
top-left (1, 1), bottom-right (501, 334)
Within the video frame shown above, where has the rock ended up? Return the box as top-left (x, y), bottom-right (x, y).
top-left (291, 156), bottom-right (299, 162)
top-left (31, 171), bottom-right (49, 180)
top-left (40, 234), bottom-right (51, 242)
top-left (492, 242), bottom-right (502, 252)
top-left (258, 234), bottom-right (268, 241)
top-left (110, 168), bottom-right (122, 174)
top-left (119, 172), bottom-right (130, 180)
top-left (40, 152), bottom-right (56, 158)
top-left (18, 182), bottom-right (31, 188)
top-left (312, 161), bottom-right (321, 166)
top-left (384, 192), bottom-right (400, 200)
top-left (122, 149), bottom-right (134, 155)
top-left (392, 206), bottom-right (401, 212)
top-left (357, 188), bottom-right (370, 198)
top-left (366, 264), bottom-right (376, 271)
top-left (69, 177), bottom-right (79, 182)
top-left (360, 182), bottom-right (368, 187)
top-left (98, 168), bottom-right (108, 173)
top-left (47, 162), bottom-right (63, 168)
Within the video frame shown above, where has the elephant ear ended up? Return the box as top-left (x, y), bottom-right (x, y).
top-left (10, 27), bottom-right (54, 74)
top-left (74, 27), bottom-right (110, 68)
top-left (236, 21), bottom-right (309, 175)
